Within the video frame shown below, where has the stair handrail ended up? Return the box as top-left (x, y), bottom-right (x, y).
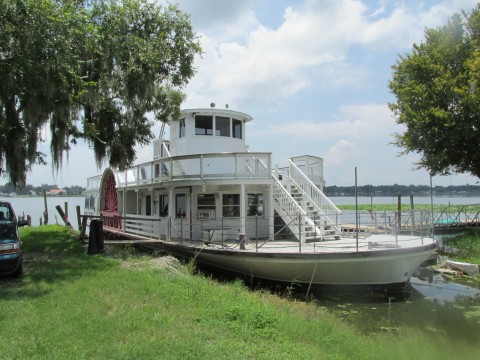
top-left (272, 176), bottom-right (321, 241)
top-left (288, 159), bottom-right (341, 232)
top-left (289, 159), bottom-right (340, 214)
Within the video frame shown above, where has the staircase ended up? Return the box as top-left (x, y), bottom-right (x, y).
top-left (272, 159), bottom-right (341, 242)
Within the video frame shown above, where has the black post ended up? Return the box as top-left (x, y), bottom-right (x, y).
top-left (87, 219), bottom-right (104, 254)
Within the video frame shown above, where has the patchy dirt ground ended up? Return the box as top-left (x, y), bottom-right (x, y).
top-left (119, 255), bottom-right (186, 277)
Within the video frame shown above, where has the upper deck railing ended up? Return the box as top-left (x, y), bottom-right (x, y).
top-left (112, 152), bottom-right (272, 187)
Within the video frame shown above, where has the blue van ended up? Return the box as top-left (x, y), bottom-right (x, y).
top-left (0, 201), bottom-right (29, 277)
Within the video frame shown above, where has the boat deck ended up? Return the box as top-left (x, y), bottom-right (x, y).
top-left (136, 233), bottom-right (436, 255)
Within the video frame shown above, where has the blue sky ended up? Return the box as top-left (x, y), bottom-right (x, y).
top-left (4, 0), bottom-right (480, 188)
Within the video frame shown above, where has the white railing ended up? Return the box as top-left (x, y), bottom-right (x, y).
top-left (123, 214), bottom-right (162, 239)
top-left (273, 177), bottom-right (307, 239)
top-left (289, 159), bottom-right (341, 231)
top-left (86, 175), bottom-right (102, 191)
top-left (113, 152), bottom-right (272, 187)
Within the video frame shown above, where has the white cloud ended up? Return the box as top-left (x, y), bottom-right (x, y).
top-left (184, 0), bottom-right (480, 110)
top-left (325, 140), bottom-right (357, 165)
top-left (257, 103), bottom-right (394, 141)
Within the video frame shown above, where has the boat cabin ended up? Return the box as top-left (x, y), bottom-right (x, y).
top-left (85, 107), bottom-right (337, 242)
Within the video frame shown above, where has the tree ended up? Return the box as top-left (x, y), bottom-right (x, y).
top-left (0, 0), bottom-right (201, 188)
top-left (389, 5), bottom-right (480, 179)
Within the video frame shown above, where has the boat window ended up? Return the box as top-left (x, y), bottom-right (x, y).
top-left (84, 195), bottom-right (96, 210)
top-left (159, 194), bottom-right (168, 217)
top-left (222, 194), bottom-right (240, 217)
top-left (179, 118), bottom-right (185, 138)
top-left (197, 194), bottom-right (215, 219)
top-left (175, 193), bottom-right (186, 218)
top-left (247, 193), bottom-right (263, 216)
top-left (195, 115), bottom-right (213, 135)
top-left (232, 119), bottom-right (242, 139)
top-left (215, 116), bottom-right (230, 137)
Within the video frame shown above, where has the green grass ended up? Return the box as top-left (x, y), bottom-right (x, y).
top-left (0, 225), bottom-right (478, 359)
top-left (439, 229), bottom-right (480, 265)
top-left (338, 203), bottom-right (460, 212)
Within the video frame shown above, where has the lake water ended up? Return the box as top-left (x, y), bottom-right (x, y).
top-left (0, 196), bottom-right (85, 228)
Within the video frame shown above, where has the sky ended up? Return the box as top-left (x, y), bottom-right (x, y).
top-left (3, 0), bottom-right (480, 188)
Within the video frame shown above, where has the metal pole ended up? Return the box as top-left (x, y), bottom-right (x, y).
top-left (298, 214), bottom-right (302, 253)
top-left (355, 167), bottom-right (358, 252)
top-left (180, 216), bottom-right (183, 243)
top-left (255, 215), bottom-right (258, 252)
top-left (410, 194), bottom-right (415, 235)
top-left (221, 217), bottom-right (224, 248)
top-left (430, 175), bottom-right (435, 240)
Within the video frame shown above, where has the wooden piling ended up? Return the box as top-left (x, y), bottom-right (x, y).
top-left (55, 205), bottom-right (72, 228)
top-left (76, 206), bottom-right (81, 231)
top-left (43, 189), bottom-right (48, 225)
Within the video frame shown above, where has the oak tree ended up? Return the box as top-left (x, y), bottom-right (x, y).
top-left (0, 0), bottom-right (201, 188)
top-left (389, 5), bottom-right (480, 179)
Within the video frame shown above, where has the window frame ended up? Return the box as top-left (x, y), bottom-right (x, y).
top-left (222, 194), bottom-right (240, 218)
top-left (195, 115), bottom-right (214, 135)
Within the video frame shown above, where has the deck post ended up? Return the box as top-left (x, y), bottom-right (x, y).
top-left (221, 217), bottom-right (224, 248)
top-left (180, 217), bottom-right (183, 243)
top-left (298, 214), bottom-right (302, 252)
top-left (268, 184), bottom-right (274, 240)
top-left (255, 215), bottom-right (258, 252)
top-left (240, 183), bottom-right (246, 235)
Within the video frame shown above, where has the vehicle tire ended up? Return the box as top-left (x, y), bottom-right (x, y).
top-left (12, 262), bottom-right (23, 277)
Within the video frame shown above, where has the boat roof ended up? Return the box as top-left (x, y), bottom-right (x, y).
top-left (180, 108), bottom-right (253, 123)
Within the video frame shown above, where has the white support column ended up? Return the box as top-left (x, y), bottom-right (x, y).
top-left (240, 183), bottom-right (246, 235)
top-left (168, 187), bottom-right (174, 218)
top-left (268, 184), bottom-right (274, 240)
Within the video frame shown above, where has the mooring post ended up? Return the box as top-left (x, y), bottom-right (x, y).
top-left (80, 215), bottom-right (88, 239)
top-left (239, 233), bottom-right (246, 250)
top-left (43, 189), bottom-right (48, 225)
top-left (76, 206), bottom-right (81, 231)
top-left (55, 205), bottom-right (73, 228)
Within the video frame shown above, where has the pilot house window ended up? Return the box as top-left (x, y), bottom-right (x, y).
top-left (232, 119), bottom-right (242, 139)
top-left (215, 116), bottom-right (230, 137)
top-left (195, 115), bottom-right (213, 135)
top-left (179, 118), bottom-right (185, 138)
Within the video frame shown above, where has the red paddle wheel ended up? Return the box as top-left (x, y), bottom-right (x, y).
top-left (100, 170), bottom-right (122, 229)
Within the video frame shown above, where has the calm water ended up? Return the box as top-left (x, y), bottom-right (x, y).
top-left (330, 194), bottom-right (480, 206)
top-left (2, 194), bottom-right (480, 343)
top-left (304, 269), bottom-right (480, 344)
top-left (0, 196), bottom-right (85, 228)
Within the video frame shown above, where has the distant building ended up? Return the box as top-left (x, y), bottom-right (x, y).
top-left (46, 189), bottom-right (66, 196)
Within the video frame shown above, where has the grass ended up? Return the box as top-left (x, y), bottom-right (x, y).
top-left (0, 225), bottom-right (479, 359)
top-left (338, 203), bottom-right (461, 212)
top-left (438, 229), bottom-right (480, 265)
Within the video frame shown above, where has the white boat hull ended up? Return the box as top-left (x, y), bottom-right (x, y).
top-left (161, 238), bottom-right (437, 286)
